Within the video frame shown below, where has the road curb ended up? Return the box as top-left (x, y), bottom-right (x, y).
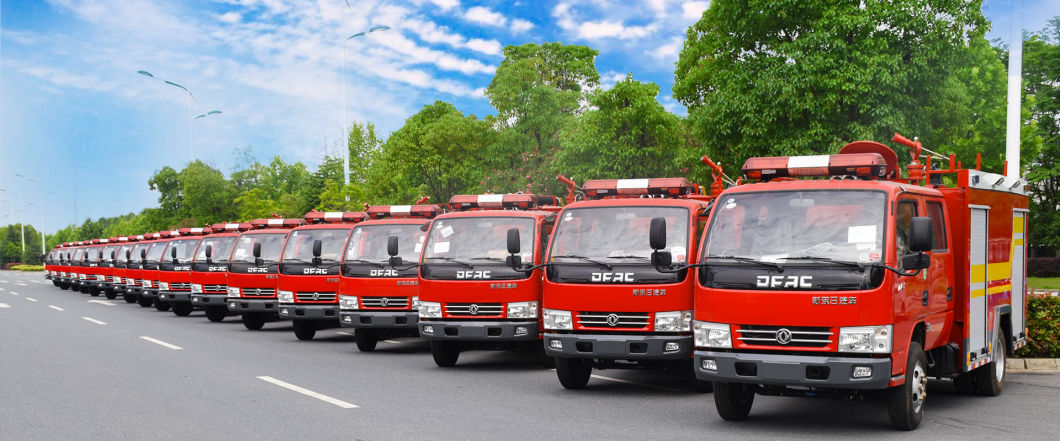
top-left (1007, 358), bottom-right (1060, 371)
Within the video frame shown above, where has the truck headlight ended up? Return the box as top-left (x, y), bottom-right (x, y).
top-left (654, 310), bottom-right (692, 332)
top-left (507, 301), bottom-right (539, 319)
top-left (277, 290), bottom-right (295, 304)
top-left (227, 286), bottom-right (241, 298)
top-left (96, 274), bottom-right (106, 281)
top-left (838, 325), bottom-right (892, 353)
top-left (543, 309), bottom-right (573, 330)
top-left (339, 295), bottom-right (359, 310)
top-left (418, 301), bottom-right (442, 318)
top-left (158, 282), bottom-right (170, 291)
top-left (191, 284), bottom-right (203, 294)
top-left (693, 321), bottom-right (731, 348)
top-left (411, 296), bottom-right (420, 310)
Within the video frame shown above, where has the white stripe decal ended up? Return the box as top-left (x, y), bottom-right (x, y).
top-left (617, 179), bottom-right (649, 189)
top-left (477, 194), bottom-right (504, 204)
top-left (390, 205), bottom-right (412, 214)
top-left (787, 155), bottom-right (830, 168)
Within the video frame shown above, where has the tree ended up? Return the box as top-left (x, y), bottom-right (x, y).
top-left (674, 0), bottom-right (991, 172)
top-left (1023, 18), bottom-right (1060, 250)
top-left (148, 166), bottom-right (183, 222)
top-left (559, 74), bottom-right (689, 181)
top-left (181, 160), bottom-right (238, 225)
top-left (486, 43), bottom-right (600, 195)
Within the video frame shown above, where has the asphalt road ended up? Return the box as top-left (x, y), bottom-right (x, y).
top-left (1, 270), bottom-right (1058, 440)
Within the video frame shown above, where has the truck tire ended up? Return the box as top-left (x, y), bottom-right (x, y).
top-left (154, 300), bottom-right (171, 312)
top-left (887, 341), bottom-right (927, 430)
top-left (105, 289), bottom-right (117, 300)
top-left (293, 320), bottom-right (317, 341)
top-left (975, 333), bottom-right (1006, 396)
top-left (137, 295), bottom-right (153, 307)
top-left (555, 357), bottom-right (592, 389)
top-left (431, 341), bottom-right (460, 367)
top-left (242, 313), bottom-right (267, 330)
top-left (89, 287), bottom-right (101, 296)
top-left (124, 293), bottom-right (137, 303)
top-left (355, 329), bottom-right (378, 352)
top-left (713, 382), bottom-right (755, 420)
top-left (172, 302), bottom-right (193, 317)
top-left (205, 306), bottom-right (227, 322)
top-left (59, 283), bottom-right (70, 290)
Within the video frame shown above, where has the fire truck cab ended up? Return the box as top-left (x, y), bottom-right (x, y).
top-left (190, 223), bottom-right (250, 322)
top-left (98, 238), bottom-right (122, 299)
top-left (158, 228), bottom-right (208, 317)
top-left (412, 193), bottom-right (561, 367)
top-left (141, 232), bottom-right (175, 311)
top-left (338, 202), bottom-right (442, 352)
top-left (690, 136), bottom-right (1029, 430)
top-left (277, 211), bottom-right (366, 340)
top-left (80, 240), bottom-right (105, 296)
top-left (126, 235), bottom-right (153, 306)
top-left (113, 236), bottom-right (137, 303)
top-left (227, 218), bottom-right (304, 330)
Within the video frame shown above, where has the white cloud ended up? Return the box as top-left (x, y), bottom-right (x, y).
top-left (467, 38), bottom-right (502, 56)
top-left (681, 1), bottom-right (709, 20)
top-left (577, 20), bottom-right (658, 39)
top-left (651, 36), bottom-right (683, 59)
top-left (429, 0), bottom-right (460, 11)
top-left (510, 18), bottom-right (534, 33)
top-left (464, 6), bottom-right (506, 27)
top-left (218, 11), bottom-right (242, 23)
top-left (599, 71), bottom-right (629, 89)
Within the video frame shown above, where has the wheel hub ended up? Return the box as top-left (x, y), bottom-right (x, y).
top-left (911, 362), bottom-right (927, 413)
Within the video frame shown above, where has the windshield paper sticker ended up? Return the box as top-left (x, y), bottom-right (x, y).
top-left (440, 225), bottom-right (455, 238)
top-left (847, 225), bottom-right (876, 243)
top-left (434, 242), bottom-right (450, 253)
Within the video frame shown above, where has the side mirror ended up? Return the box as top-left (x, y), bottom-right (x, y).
top-left (387, 236), bottom-right (399, 257)
top-left (506, 254), bottom-right (522, 268)
top-left (649, 217), bottom-right (667, 250)
top-left (111, 251), bottom-right (116, 260)
top-left (252, 242), bottom-right (261, 258)
top-left (506, 228), bottom-right (521, 255)
top-left (651, 250), bottom-right (673, 268)
top-left (170, 246), bottom-right (178, 262)
top-left (909, 217), bottom-right (933, 253)
top-left (312, 239), bottom-right (322, 258)
top-left (205, 244), bottom-right (213, 259)
top-left (902, 253), bottom-right (931, 270)
top-left (140, 249), bottom-right (147, 261)
top-left (420, 222), bottom-right (430, 232)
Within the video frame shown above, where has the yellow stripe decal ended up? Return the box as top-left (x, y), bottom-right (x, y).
top-left (987, 283), bottom-right (1011, 295)
top-left (970, 264), bottom-right (986, 284)
top-left (1013, 219), bottom-right (1024, 234)
top-left (988, 261), bottom-right (1012, 282)
top-left (971, 289), bottom-right (987, 299)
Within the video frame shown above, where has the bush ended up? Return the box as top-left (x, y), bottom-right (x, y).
top-left (1016, 294), bottom-right (1060, 358)
top-left (10, 264), bottom-right (44, 271)
top-left (1, 263), bottom-right (23, 270)
top-left (1028, 258), bottom-right (1060, 277)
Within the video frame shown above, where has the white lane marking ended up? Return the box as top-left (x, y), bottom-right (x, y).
top-left (82, 317), bottom-right (107, 325)
top-left (0, 287), bottom-right (5, 291)
top-left (16, 283), bottom-right (27, 286)
top-left (140, 336), bottom-right (183, 350)
top-left (0, 303), bottom-right (10, 308)
top-left (383, 339), bottom-right (401, 344)
top-left (25, 297), bottom-right (38, 302)
top-left (588, 373), bottom-right (682, 392)
top-left (9, 292), bottom-right (18, 296)
top-left (335, 331), bottom-right (353, 336)
top-left (87, 300), bottom-right (116, 306)
top-left (49, 305), bottom-right (65, 311)
top-left (256, 376), bottom-right (358, 409)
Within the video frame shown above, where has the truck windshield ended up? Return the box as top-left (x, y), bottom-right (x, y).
top-left (101, 246), bottom-right (118, 262)
top-left (85, 247), bottom-right (100, 261)
top-left (72, 248), bottom-right (85, 261)
top-left (423, 217), bottom-right (535, 263)
top-left (345, 224), bottom-right (426, 263)
top-left (194, 236), bottom-right (238, 263)
top-left (232, 233), bottom-right (287, 263)
top-left (703, 190), bottom-right (886, 264)
top-left (146, 242), bottom-right (168, 261)
top-left (164, 239), bottom-right (201, 264)
top-left (131, 244), bottom-right (150, 261)
top-left (116, 245), bottom-right (132, 263)
top-left (282, 229), bottom-right (349, 263)
top-left (549, 206), bottom-right (690, 264)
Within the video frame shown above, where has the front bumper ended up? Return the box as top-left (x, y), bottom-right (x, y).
top-left (419, 320), bottom-right (539, 341)
top-left (228, 298), bottom-right (279, 313)
top-left (142, 288), bottom-right (159, 300)
top-left (192, 293), bottom-right (228, 306)
top-left (126, 285), bottom-right (142, 295)
top-left (693, 350), bottom-right (892, 390)
top-left (158, 291), bottom-right (192, 302)
top-left (340, 310), bottom-right (418, 329)
top-left (544, 333), bottom-right (692, 360)
top-left (278, 303), bottom-right (338, 320)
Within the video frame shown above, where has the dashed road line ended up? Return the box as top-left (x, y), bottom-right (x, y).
top-left (140, 336), bottom-right (183, 350)
top-left (87, 300), bottom-right (116, 306)
top-left (257, 376), bottom-right (358, 408)
top-left (82, 317), bottom-right (107, 325)
top-left (588, 374), bottom-right (683, 392)
top-left (49, 305), bottom-right (65, 311)
top-left (25, 297), bottom-right (38, 302)
top-left (9, 292), bottom-right (18, 296)
top-left (0, 303), bottom-right (10, 308)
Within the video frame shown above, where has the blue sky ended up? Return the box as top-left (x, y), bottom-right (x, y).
top-left (0, 0), bottom-right (1055, 234)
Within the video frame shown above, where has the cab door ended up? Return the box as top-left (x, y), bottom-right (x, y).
top-left (923, 199), bottom-right (955, 348)
top-left (895, 197), bottom-right (930, 319)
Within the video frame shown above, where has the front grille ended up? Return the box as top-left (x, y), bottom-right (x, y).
top-left (169, 282), bottom-right (192, 290)
top-left (241, 287), bottom-right (275, 298)
top-left (296, 292), bottom-right (337, 302)
top-left (445, 303), bottom-right (503, 317)
top-left (736, 325), bottom-right (833, 347)
top-left (361, 296), bottom-right (409, 308)
top-left (577, 311), bottom-right (650, 329)
top-left (204, 284), bottom-right (227, 293)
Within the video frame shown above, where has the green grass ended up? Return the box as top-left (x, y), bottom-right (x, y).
top-left (1029, 277), bottom-right (1060, 290)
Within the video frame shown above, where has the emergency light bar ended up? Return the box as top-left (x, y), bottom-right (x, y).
top-left (210, 222), bottom-right (254, 232)
top-left (742, 153), bottom-right (888, 181)
top-left (449, 193), bottom-right (557, 211)
top-left (303, 211), bottom-right (368, 224)
top-left (366, 204), bottom-right (444, 219)
top-left (178, 227), bottom-right (211, 236)
top-left (582, 178), bottom-right (695, 199)
top-left (249, 218), bottom-right (306, 229)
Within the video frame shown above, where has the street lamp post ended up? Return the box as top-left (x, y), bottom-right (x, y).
top-left (138, 70), bottom-right (196, 163)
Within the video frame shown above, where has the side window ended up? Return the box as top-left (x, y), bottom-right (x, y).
top-left (926, 201), bottom-right (947, 251)
top-left (895, 200), bottom-right (918, 267)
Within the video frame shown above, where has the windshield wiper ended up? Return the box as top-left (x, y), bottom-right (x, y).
top-left (551, 254), bottom-right (613, 270)
top-left (781, 256), bottom-right (865, 270)
top-left (705, 255), bottom-right (782, 271)
top-left (345, 258), bottom-right (384, 268)
top-left (424, 256), bottom-right (474, 268)
top-left (607, 255), bottom-right (651, 261)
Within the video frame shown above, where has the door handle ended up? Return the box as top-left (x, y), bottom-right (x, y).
top-left (922, 290), bottom-right (929, 306)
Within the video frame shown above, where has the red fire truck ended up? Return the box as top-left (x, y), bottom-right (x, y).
top-left (158, 228), bottom-right (208, 317)
top-left (45, 245), bottom-right (63, 286)
top-left (538, 178), bottom-right (713, 389)
top-left (408, 193), bottom-right (562, 367)
top-left (80, 240), bottom-right (105, 296)
top-left (277, 211), bottom-right (366, 340)
top-left (126, 235), bottom-right (154, 306)
top-left (227, 218), bottom-right (304, 330)
top-left (98, 238), bottom-right (122, 299)
top-left (190, 223), bottom-right (250, 322)
top-left (113, 236), bottom-right (138, 303)
top-left (338, 202), bottom-right (443, 352)
top-left (141, 231), bottom-right (175, 311)
top-left (685, 135), bottom-right (1029, 430)
top-left (63, 243), bottom-right (85, 291)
